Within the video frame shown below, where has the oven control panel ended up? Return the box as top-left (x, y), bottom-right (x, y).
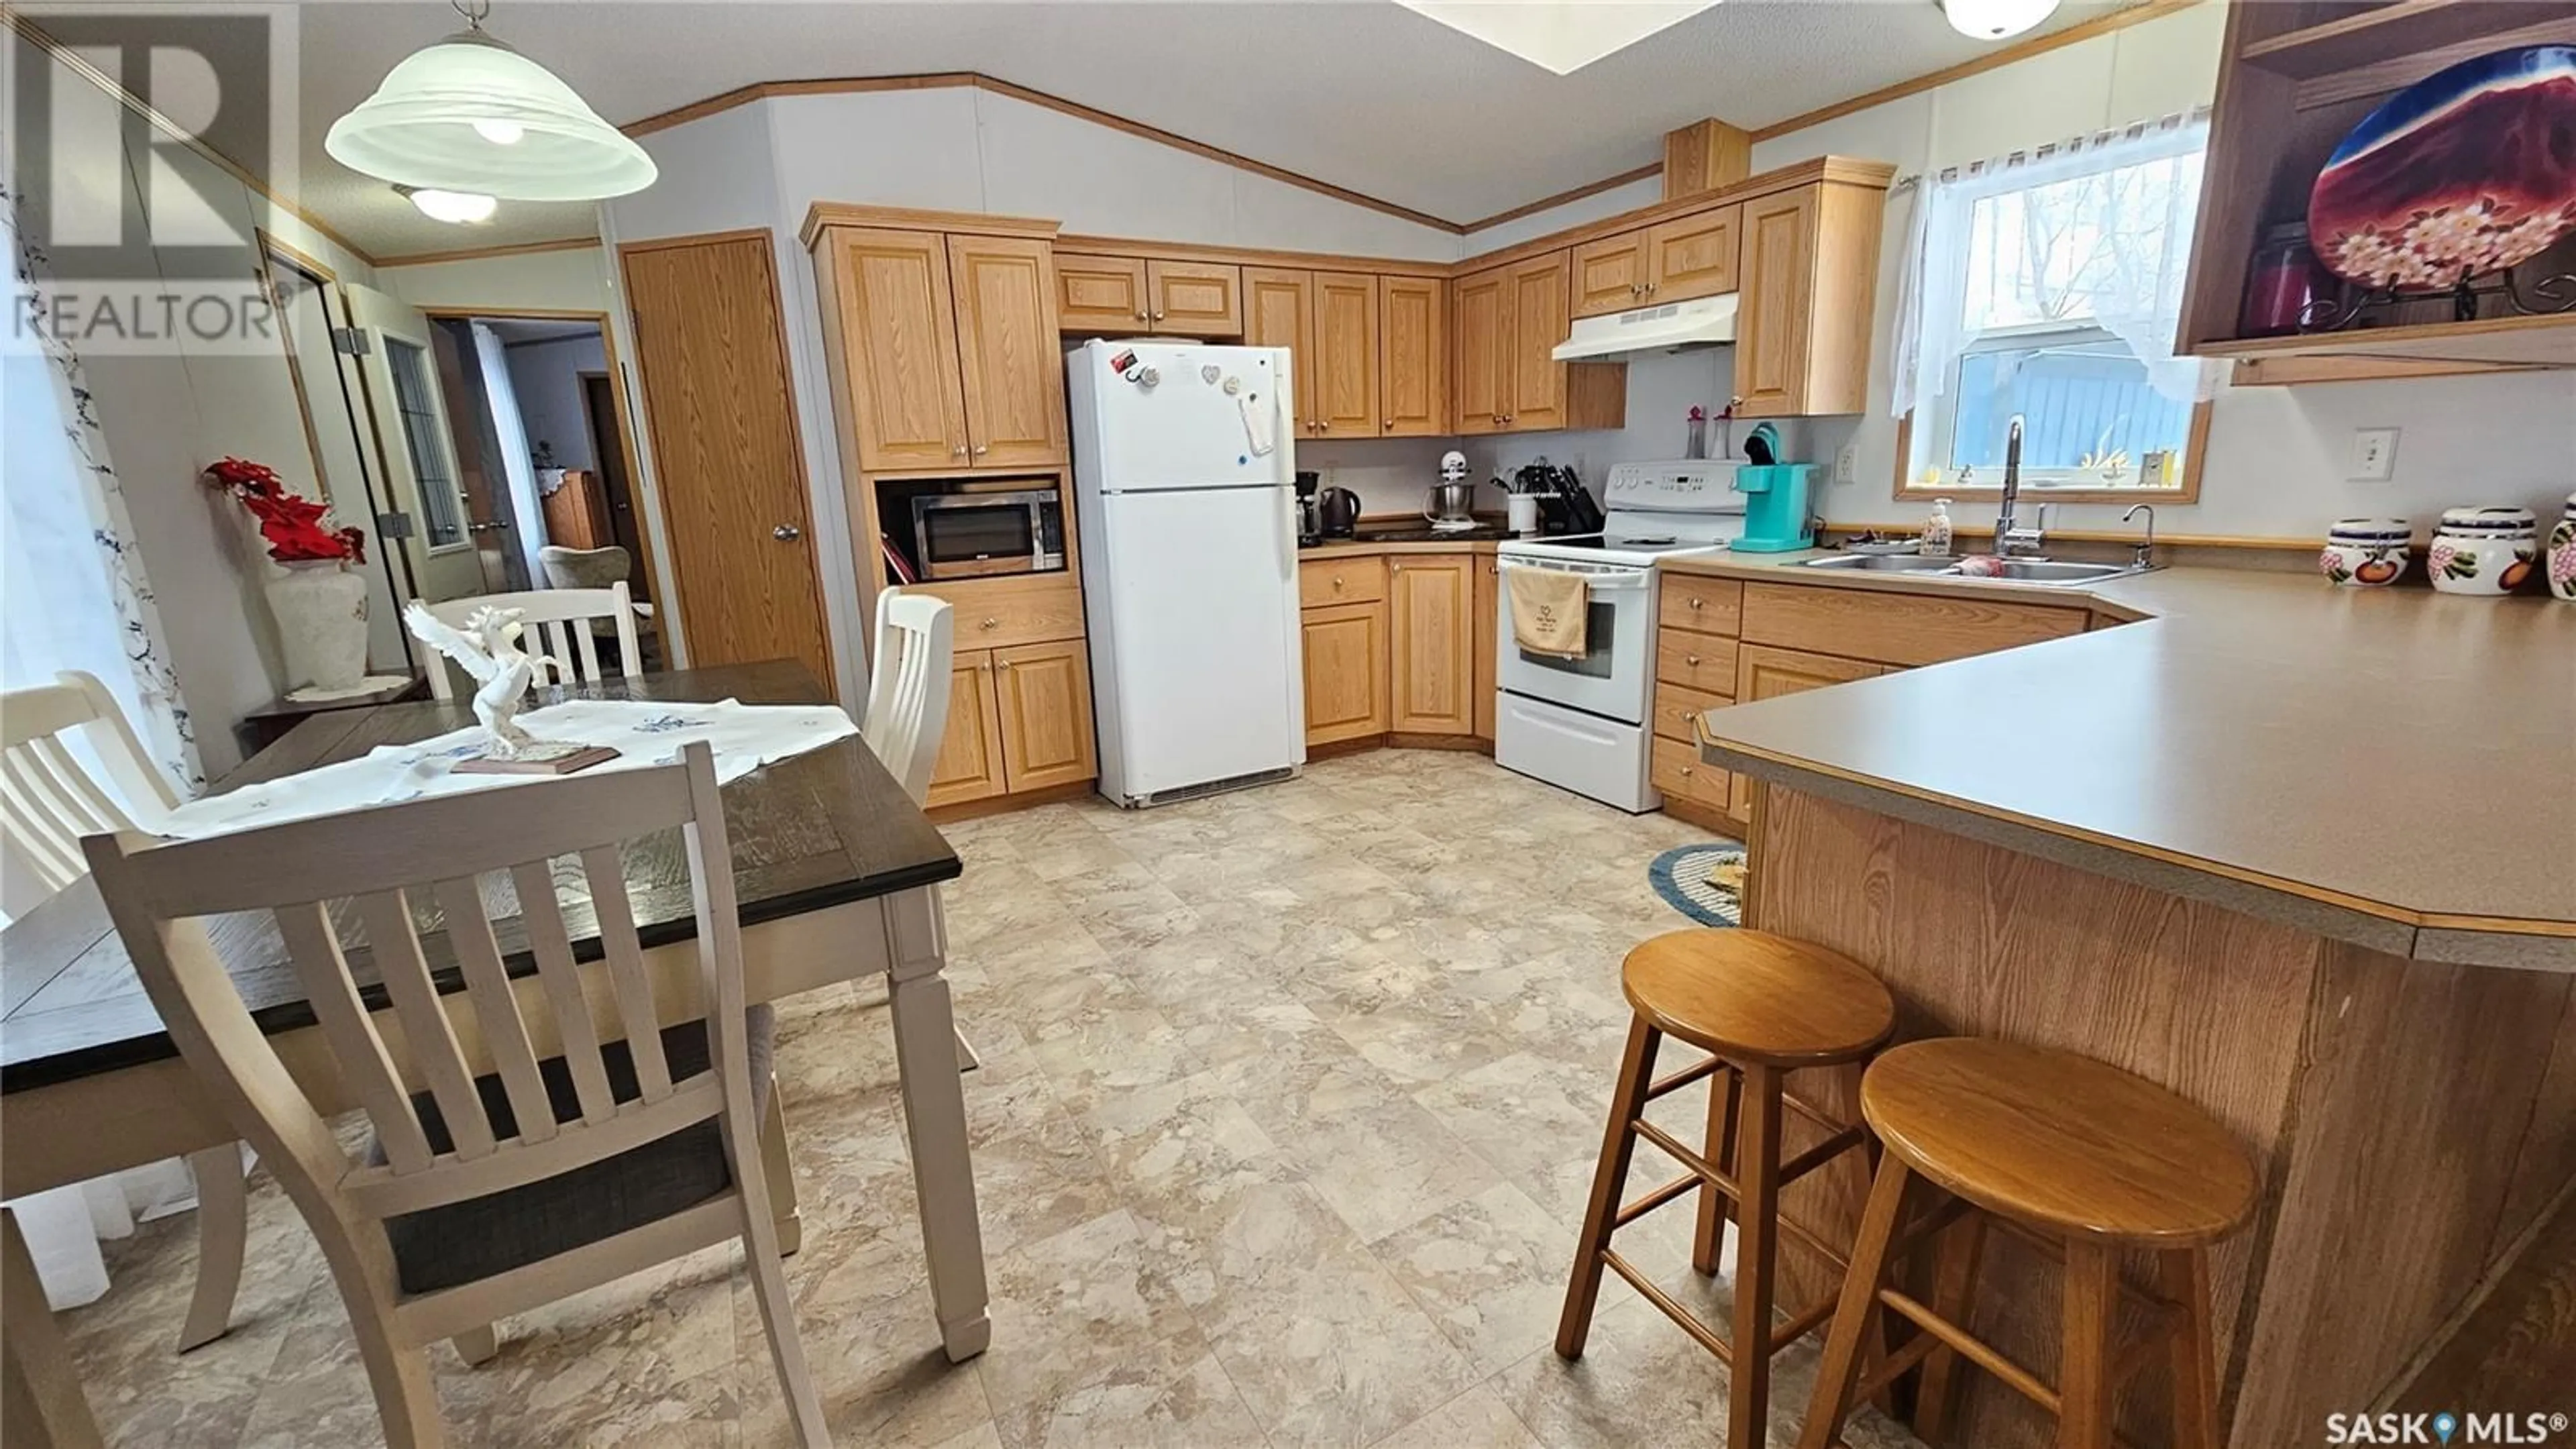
top-left (1603, 462), bottom-right (1743, 513)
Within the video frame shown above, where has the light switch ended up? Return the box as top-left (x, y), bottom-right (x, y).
top-left (2351, 427), bottom-right (2399, 482)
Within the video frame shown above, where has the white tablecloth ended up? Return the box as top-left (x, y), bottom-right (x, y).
top-left (161, 698), bottom-right (859, 840)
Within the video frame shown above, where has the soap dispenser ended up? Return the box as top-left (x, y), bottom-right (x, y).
top-left (1923, 498), bottom-right (1955, 557)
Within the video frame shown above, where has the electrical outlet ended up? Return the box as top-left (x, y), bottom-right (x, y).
top-left (2351, 427), bottom-right (2399, 482)
top-left (1835, 443), bottom-right (1858, 485)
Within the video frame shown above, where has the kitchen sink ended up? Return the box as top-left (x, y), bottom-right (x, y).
top-left (1796, 554), bottom-right (2146, 587)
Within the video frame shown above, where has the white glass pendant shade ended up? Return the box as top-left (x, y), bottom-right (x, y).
top-left (325, 30), bottom-right (655, 201)
top-left (401, 186), bottom-right (497, 223)
top-left (1938, 0), bottom-right (2059, 40)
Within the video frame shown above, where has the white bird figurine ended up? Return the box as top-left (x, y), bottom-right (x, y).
top-left (403, 602), bottom-right (541, 758)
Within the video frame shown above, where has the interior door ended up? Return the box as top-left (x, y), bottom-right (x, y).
top-left (945, 234), bottom-right (1069, 468)
top-left (344, 284), bottom-right (489, 603)
top-left (425, 321), bottom-right (520, 592)
top-left (621, 233), bottom-right (835, 687)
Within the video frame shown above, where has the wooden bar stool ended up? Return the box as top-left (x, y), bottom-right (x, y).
top-left (1558, 929), bottom-right (1896, 1449)
top-left (1799, 1038), bottom-right (2259, 1449)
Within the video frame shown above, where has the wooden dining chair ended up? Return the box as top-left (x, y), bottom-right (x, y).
top-left (415, 582), bottom-right (646, 699)
top-left (857, 590), bottom-right (977, 1070)
top-left (81, 743), bottom-right (831, 1447)
top-left (0, 670), bottom-right (249, 1356)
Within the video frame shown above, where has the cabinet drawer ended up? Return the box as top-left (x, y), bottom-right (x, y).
top-left (1656, 630), bottom-right (1739, 693)
top-left (911, 573), bottom-right (1087, 652)
top-left (1739, 582), bottom-right (2086, 667)
top-left (1653, 681), bottom-right (1731, 744)
top-left (1300, 555), bottom-right (1387, 608)
top-left (1651, 736), bottom-right (1732, 813)
top-left (1659, 576), bottom-right (1743, 637)
top-left (1735, 642), bottom-right (1883, 702)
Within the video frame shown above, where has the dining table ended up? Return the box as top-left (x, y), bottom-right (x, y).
top-left (0, 661), bottom-right (985, 1446)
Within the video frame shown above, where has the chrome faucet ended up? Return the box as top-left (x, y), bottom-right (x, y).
top-left (1994, 415), bottom-right (2048, 558)
top-left (2122, 502), bottom-right (2158, 569)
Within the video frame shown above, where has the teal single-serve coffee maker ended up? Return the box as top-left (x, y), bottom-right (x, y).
top-left (1729, 423), bottom-right (1816, 552)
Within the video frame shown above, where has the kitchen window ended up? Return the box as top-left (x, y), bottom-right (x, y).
top-left (1892, 113), bottom-right (2216, 501)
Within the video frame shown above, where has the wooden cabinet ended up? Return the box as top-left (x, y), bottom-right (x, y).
top-left (1570, 206), bottom-right (1741, 319)
top-left (1452, 250), bottom-right (1626, 435)
top-left (823, 227), bottom-right (971, 472)
top-left (1053, 252), bottom-right (1150, 331)
top-left (1379, 275), bottom-right (1447, 438)
top-left (1729, 643), bottom-right (1881, 815)
top-left (1301, 600), bottom-right (1389, 747)
top-left (1572, 232), bottom-right (1652, 319)
top-left (1646, 206), bottom-right (1739, 303)
top-left (1739, 582), bottom-right (2088, 666)
top-left (1053, 254), bottom-right (1242, 336)
top-left (1473, 555), bottom-right (1497, 741)
top-left (992, 639), bottom-right (1097, 792)
top-left (1650, 737), bottom-right (1731, 815)
top-left (814, 222), bottom-right (1067, 473)
top-left (947, 235), bottom-right (1069, 468)
top-left (1388, 553), bottom-right (1476, 736)
top-left (1299, 555), bottom-right (1387, 608)
top-left (1245, 266), bottom-right (1381, 438)
top-left (927, 657), bottom-right (1007, 808)
top-left (1660, 576), bottom-right (1743, 637)
top-left (1735, 180), bottom-right (1883, 418)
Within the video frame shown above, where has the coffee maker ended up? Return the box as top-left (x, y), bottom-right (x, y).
top-left (1294, 470), bottom-right (1324, 546)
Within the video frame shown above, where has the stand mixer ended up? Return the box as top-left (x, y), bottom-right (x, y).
top-left (1425, 450), bottom-right (1478, 533)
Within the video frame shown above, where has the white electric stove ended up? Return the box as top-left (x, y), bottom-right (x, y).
top-left (1494, 462), bottom-right (1743, 812)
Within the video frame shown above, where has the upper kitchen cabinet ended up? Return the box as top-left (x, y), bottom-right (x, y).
top-left (1244, 266), bottom-right (1383, 439)
top-left (1379, 275), bottom-right (1447, 438)
top-left (1054, 253), bottom-right (1243, 337)
top-left (1734, 169), bottom-right (1886, 417)
top-left (1570, 205), bottom-right (1741, 319)
top-left (1453, 250), bottom-right (1627, 435)
top-left (806, 207), bottom-right (1069, 476)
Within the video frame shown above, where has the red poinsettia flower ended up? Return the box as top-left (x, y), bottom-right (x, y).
top-left (203, 457), bottom-right (366, 565)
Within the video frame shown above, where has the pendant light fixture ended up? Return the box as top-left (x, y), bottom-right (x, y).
top-left (394, 184), bottom-right (498, 225)
top-left (326, 0), bottom-right (655, 202)
top-left (1937, 0), bottom-right (2059, 41)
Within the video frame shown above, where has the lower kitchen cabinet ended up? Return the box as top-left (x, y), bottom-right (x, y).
top-left (927, 639), bottom-right (1099, 806)
top-left (1473, 556), bottom-right (1497, 741)
top-left (1389, 553), bottom-right (1477, 736)
top-left (928, 656), bottom-right (1008, 808)
top-left (993, 639), bottom-right (1098, 792)
top-left (1301, 600), bottom-right (1389, 746)
top-left (1725, 643), bottom-right (1883, 814)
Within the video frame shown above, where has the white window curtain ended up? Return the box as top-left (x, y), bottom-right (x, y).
top-left (3, 181), bottom-right (218, 1307)
top-left (1891, 112), bottom-right (2217, 421)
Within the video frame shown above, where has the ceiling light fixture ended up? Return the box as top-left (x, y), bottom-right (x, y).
top-left (326, 0), bottom-right (655, 202)
top-left (396, 184), bottom-right (498, 225)
top-left (1392, 0), bottom-right (1721, 74)
top-left (1937, 0), bottom-right (2060, 41)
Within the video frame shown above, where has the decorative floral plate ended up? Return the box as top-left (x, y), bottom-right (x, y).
top-left (2308, 45), bottom-right (2576, 290)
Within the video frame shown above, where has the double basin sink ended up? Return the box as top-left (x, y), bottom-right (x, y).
top-left (1799, 554), bottom-right (2146, 587)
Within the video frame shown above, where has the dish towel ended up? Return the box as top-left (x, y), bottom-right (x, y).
top-left (1506, 566), bottom-right (1591, 659)
top-left (158, 698), bottom-right (858, 841)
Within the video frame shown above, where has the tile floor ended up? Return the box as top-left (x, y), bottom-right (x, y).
top-left (62, 748), bottom-right (1926, 1448)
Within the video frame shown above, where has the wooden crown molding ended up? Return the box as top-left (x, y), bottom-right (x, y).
top-left (1053, 232), bottom-right (1450, 278)
top-left (1454, 155), bottom-right (1896, 275)
top-left (799, 203), bottom-right (1061, 250)
top-left (374, 235), bottom-right (604, 268)
top-left (7, 11), bottom-right (381, 268)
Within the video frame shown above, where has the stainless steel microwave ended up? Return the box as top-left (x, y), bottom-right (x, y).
top-left (910, 489), bottom-right (1064, 580)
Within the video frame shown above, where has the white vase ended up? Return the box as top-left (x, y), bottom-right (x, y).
top-left (266, 559), bottom-right (369, 692)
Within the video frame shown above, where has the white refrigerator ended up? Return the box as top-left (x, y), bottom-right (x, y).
top-left (1068, 339), bottom-right (1305, 807)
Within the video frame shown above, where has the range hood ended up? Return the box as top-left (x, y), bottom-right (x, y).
top-left (1552, 292), bottom-right (1737, 361)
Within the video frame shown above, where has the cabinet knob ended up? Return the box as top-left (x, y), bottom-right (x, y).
top-left (1152, 310), bottom-right (1166, 321)
top-left (1332, 576), bottom-right (1344, 589)
top-left (1503, 414), bottom-right (1515, 423)
top-left (1491, 414), bottom-right (1503, 425)
top-left (1629, 282), bottom-right (1644, 296)
top-left (1646, 281), bottom-right (1658, 295)
top-left (981, 616), bottom-right (999, 631)
top-left (1680, 765), bottom-right (1693, 777)
top-left (1318, 421), bottom-right (1330, 433)
top-left (1135, 309), bottom-right (1148, 321)
top-left (952, 445), bottom-right (968, 457)
top-left (772, 523), bottom-right (802, 541)
top-left (973, 445), bottom-right (989, 455)
top-left (1688, 598), bottom-right (1703, 610)
top-left (1686, 654), bottom-right (1701, 665)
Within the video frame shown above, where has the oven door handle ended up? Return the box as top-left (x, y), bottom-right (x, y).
top-left (1497, 561), bottom-right (1653, 592)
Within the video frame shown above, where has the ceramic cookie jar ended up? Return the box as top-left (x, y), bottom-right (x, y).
top-left (2318, 518), bottom-right (2412, 587)
top-left (2427, 506), bottom-right (2538, 597)
top-left (2548, 492), bottom-right (2576, 603)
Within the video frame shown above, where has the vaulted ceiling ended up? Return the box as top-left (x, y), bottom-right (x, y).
top-left (280, 0), bottom-right (2143, 258)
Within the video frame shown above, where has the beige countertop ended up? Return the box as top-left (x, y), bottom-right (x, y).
top-left (1669, 551), bottom-right (2576, 969)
